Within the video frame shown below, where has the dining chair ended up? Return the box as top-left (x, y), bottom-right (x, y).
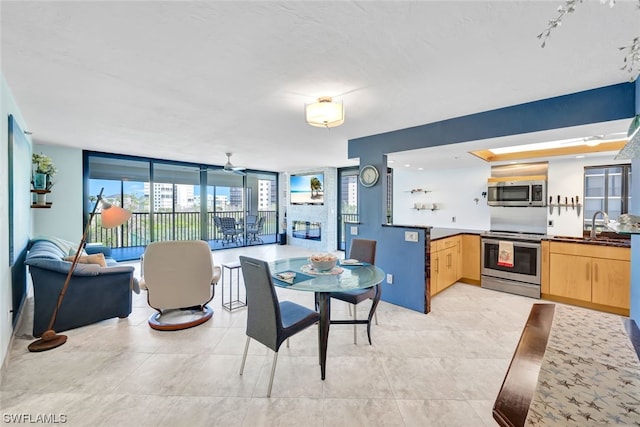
top-left (330, 238), bottom-right (380, 344)
top-left (238, 256), bottom-right (320, 397)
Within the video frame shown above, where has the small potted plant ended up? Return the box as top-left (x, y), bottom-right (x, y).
top-left (32, 153), bottom-right (57, 191)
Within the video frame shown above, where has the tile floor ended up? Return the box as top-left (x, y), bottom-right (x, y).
top-left (2, 244), bottom-right (547, 426)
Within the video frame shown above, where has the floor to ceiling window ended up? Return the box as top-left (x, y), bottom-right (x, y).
top-left (85, 152), bottom-right (278, 260)
top-left (87, 156), bottom-right (150, 251)
top-left (152, 163), bottom-right (201, 242)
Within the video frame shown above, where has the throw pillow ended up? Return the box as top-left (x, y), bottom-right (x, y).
top-left (63, 253), bottom-right (107, 268)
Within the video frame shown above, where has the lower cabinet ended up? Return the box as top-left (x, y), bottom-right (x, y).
top-left (430, 236), bottom-right (461, 295)
top-left (548, 242), bottom-right (630, 311)
top-left (461, 234), bottom-right (480, 282)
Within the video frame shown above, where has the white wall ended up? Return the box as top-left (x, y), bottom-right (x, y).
top-left (391, 155), bottom-right (630, 237)
top-left (547, 155), bottom-right (629, 237)
top-left (1, 74), bottom-right (32, 368)
top-left (392, 165), bottom-right (491, 231)
top-left (280, 168), bottom-right (337, 252)
top-left (31, 144), bottom-right (84, 241)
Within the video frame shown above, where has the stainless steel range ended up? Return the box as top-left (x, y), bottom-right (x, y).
top-left (481, 231), bottom-right (544, 299)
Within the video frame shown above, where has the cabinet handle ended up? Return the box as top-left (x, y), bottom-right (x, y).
top-left (586, 263), bottom-right (590, 281)
top-left (594, 263), bottom-right (598, 282)
top-left (435, 258), bottom-right (439, 273)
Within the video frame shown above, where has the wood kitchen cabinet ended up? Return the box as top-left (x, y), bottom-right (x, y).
top-left (549, 253), bottom-right (592, 302)
top-left (548, 242), bottom-right (630, 314)
top-left (430, 235), bottom-right (461, 295)
top-left (461, 234), bottom-right (480, 283)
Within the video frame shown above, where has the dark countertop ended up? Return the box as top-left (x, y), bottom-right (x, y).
top-left (381, 223), bottom-right (432, 230)
top-left (547, 235), bottom-right (630, 248)
top-left (428, 228), bottom-right (484, 240)
top-left (422, 227), bottom-right (631, 248)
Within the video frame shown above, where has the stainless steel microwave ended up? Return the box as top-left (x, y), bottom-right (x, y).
top-left (487, 180), bottom-right (546, 207)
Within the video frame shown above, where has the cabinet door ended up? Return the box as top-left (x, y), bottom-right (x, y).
top-left (441, 246), bottom-right (457, 291)
top-left (549, 253), bottom-right (592, 302)
top-left (453, 236), bottom-right (462, 281)
top-left (591, 258), bottom-right (630, 309)
top-left (461, 234), bottom-right (480, 281)
top-left (430, 252), bottom-right (440, 295)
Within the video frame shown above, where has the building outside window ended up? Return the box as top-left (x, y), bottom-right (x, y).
top-left (584, 164), bottom-right (632, 231)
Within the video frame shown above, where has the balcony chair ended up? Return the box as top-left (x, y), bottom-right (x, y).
top-left (219, 216), bottom-right (243, 246)
top-left (245, 214), bottom-right (258, 229)
top-left (238, 256), bottom-right (320, 397)
top-left (141, 240), bottom-right (221, 331)
top-left (247, 216), bottom-right (265, 244)
top-left (213, 216), bottom-right (223, 243)
top-left (330, 238), bottom-right (380, 344)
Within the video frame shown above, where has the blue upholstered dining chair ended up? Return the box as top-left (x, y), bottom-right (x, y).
top-left (330, 238), bottom-right (380, 344)
top-left (238, 256), bottom-right (320, 397)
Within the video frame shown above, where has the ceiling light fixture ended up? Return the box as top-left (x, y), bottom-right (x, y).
top-left (489, 134), bottom-right (625, 155)
top-left (305, 97), bottom-right (344, 128)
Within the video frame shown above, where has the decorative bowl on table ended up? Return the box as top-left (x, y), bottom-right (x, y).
top-left (309, 253), bottom-right (338, 272)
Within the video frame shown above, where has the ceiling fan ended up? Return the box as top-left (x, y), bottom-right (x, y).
top-left (223, 152), bottom-right (246, 176)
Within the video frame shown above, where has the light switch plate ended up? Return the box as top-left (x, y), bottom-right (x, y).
top-left (404, 231), bottom-right (419, 242)
top-left (350, 226), bottom-right (358, 235)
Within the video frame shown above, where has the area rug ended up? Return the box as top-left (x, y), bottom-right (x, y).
top-left (525, 305), bottom-right (640, 426)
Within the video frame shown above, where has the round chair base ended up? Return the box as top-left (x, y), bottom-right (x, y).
top-left (148, 305), bottom-right (213, 331)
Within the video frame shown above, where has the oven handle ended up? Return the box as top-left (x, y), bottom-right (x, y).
top-left (481, 238), bottom-right (541, 249)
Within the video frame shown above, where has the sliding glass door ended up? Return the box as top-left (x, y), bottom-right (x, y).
top-left (337, 167), bottom-right (359, 251)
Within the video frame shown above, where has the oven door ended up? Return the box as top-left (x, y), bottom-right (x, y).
top-left (481, 238), bottom-right (541, 284)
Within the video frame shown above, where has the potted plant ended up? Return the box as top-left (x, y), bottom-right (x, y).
top-left (32, 153), bottom-right (57, 191)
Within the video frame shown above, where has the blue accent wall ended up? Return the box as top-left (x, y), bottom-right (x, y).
top-left (347, 226), bottom-right (427, 313)
top-left (348, 82), bottom-right (638, 313)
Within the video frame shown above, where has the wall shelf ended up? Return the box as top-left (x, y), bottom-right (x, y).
top-left (406, 188), bottom-right (431, 194)
top-left (31, 189), bottom-right (51, 208)
top-left (31, 203), bottom-right (52, 209)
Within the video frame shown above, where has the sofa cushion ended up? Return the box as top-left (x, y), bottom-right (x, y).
top-left (30, 236), bottom-right (79, 255)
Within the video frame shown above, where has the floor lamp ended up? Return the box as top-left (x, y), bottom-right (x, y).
top-left (28, 187), bottom-right (132, 352)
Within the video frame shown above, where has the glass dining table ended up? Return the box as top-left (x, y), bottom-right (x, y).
top-left (269, 256), bottom-right (385, 380)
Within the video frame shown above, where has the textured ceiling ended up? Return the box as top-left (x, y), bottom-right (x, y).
top-left (1, 1), bottom-right (638, 172)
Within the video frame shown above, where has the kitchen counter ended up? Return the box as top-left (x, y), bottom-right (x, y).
top-left (428, 227), bottom-right (483, 240)
top-left (386, 224), bottom-right (630, 247)
top-left (546, 234), bottom-right (630, 248)
top-left (428, 228), bottom-right (630, 248)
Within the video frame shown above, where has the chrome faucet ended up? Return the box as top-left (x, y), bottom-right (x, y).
top-left (590, 210), bottom-right (609, 239)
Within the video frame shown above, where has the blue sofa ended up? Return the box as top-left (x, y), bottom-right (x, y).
top-left (24, 237), bottom-right (139, 337)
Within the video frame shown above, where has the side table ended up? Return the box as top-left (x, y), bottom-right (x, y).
top-left (222, 261), bottom-right (246, 311)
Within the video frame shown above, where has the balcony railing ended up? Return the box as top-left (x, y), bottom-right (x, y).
top-left (89, 210), bottom-right (278, 248)
top-left (339, 213), bottom-right (360, 250)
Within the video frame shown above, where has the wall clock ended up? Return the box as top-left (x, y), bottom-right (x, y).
top-left (359, 164), bottom-right (380, 187)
